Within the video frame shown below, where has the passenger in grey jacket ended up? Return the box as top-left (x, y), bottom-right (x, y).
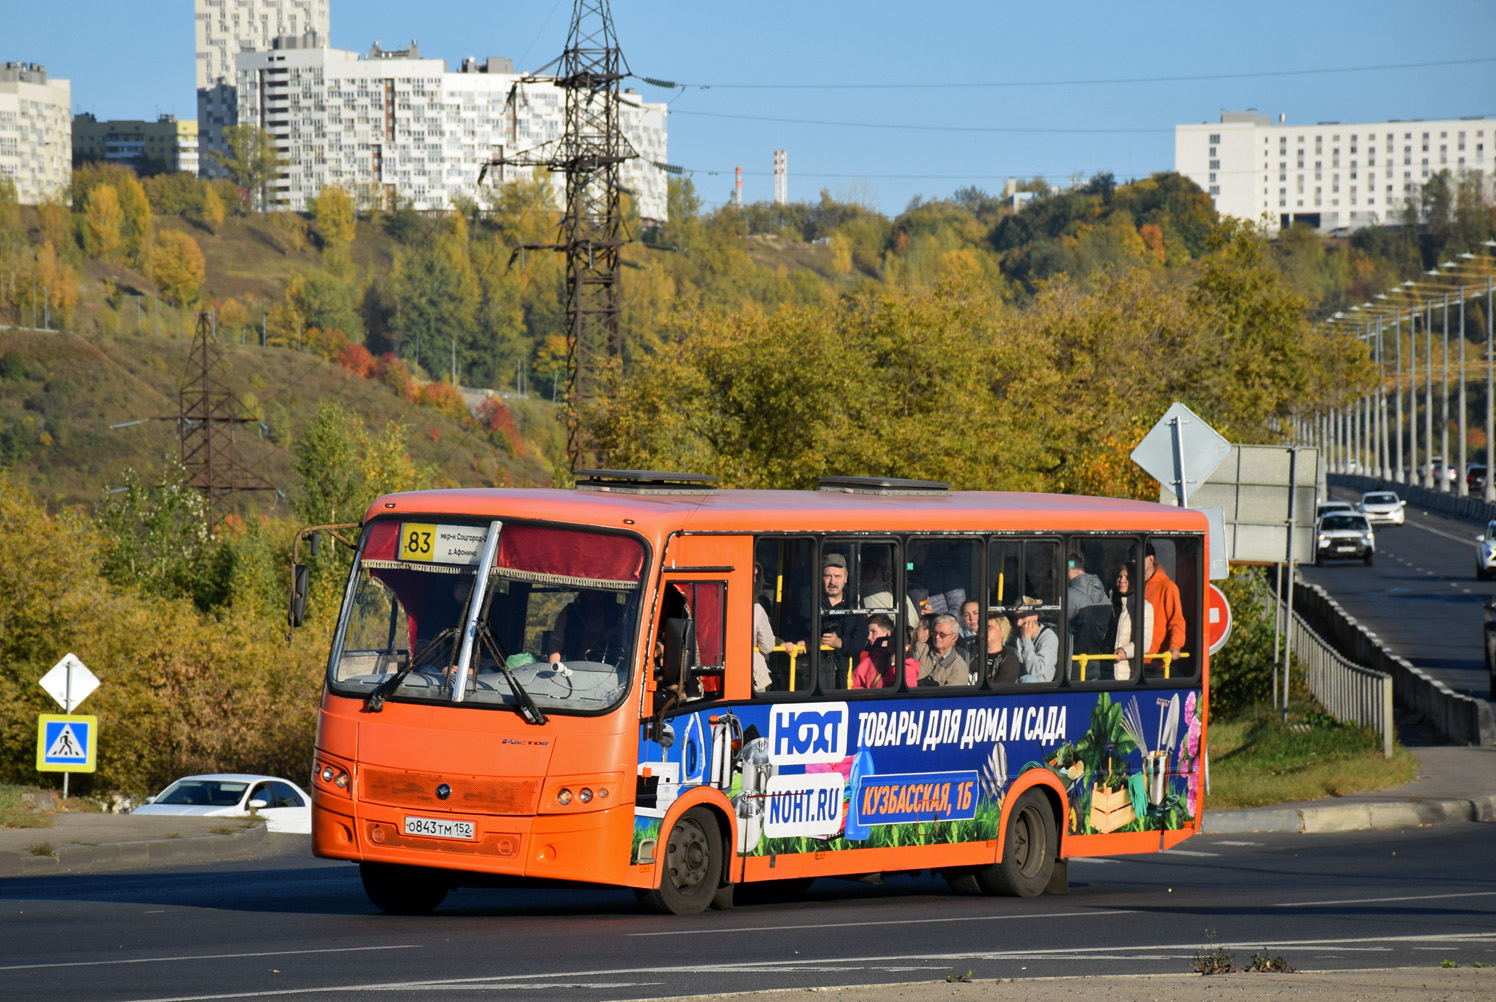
top-left (1010, 605), bottom-right (1058, 683)
top-left (1066, 554), bottom-right (1109, 613)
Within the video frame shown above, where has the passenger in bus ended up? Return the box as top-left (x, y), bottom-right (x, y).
top-left (863, 555), bottom-right (920, 622)
top-left (908, 612), bottom-right (936, 676)
top-left (978, 613), bottom-right (1022, 685)
top-left (1067, 552), bottom-right (1114, 657)
top-left (545, 589), bottom-right (626, 665)
top-left (851, 614), bottom-right (919, 688)
top-left (787, 553), bottom-right (867, 692)
top-left (752, 600), bottom-right (777, 693)
top-left (1010, 600), bottom-right (1058, 682)
top-left (919, 613), bottom-right (969, 687)
top-left (959, 599), bottom-right (981, 642)
top-left (1143, 543), bottom-right (1186, 669)
top-left (1112, 560), bottom-right (1153, 681)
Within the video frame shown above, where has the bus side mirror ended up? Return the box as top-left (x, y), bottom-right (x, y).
top-left (288, 564), bottom-right (310, 628)
top-left (661, 617), bottom-right (695, 688)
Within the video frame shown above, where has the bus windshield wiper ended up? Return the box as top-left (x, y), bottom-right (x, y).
top-left (474, 625), bottom-right (547, 725)
top-left (365, 625), bottom-right (459, 712)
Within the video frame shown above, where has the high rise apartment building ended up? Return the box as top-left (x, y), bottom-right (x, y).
top-left (1177, 111), bottom-right (1495, 232)
top-left (195, 0), bottom-right (329, 177)
top-left (0, 62), bottom-right (71, 205)
top-left (73, 113), bottom-right (200, 176)
top-left (235, 37), bottom-right (669, 219)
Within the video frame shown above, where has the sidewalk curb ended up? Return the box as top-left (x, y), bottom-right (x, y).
top-left (1203, 794), bottom-right (1496, 834)
top-left (0, 820), bottom-right (268, 878)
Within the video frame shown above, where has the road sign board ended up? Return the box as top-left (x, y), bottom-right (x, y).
top-left (36, 714), bottom-right (97, 773)
top-left (1206, 584), bottom-right (1233, 654)
top-left (39, 653), bottom-right (99, 712)
top-left (1131, 402), bottom-right (1231, 507)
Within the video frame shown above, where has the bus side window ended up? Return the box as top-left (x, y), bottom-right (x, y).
top-left (1065, 537), bottom-right (1135, 683)
top-left (907, 537), bottom-right (980, 689)
top-left (987, 539), bottom-right (1062, 686)
top-left (753, 537), bottom-right (816, 696)
top-left (658, 581), bottom-right (727, 702)
top-left (1142, 537), bottom-right (1201, 680)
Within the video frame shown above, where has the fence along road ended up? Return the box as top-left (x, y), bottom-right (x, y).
top-left (1294, 477), bottom-right (1496, 744)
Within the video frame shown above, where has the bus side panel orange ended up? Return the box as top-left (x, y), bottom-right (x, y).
top-left (740, 841), bottom-right (999, 883)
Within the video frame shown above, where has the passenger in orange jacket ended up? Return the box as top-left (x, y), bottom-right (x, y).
top-left (1143, 543), bottom-right (1186, 669)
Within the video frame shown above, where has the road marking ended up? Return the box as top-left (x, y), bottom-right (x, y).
top-left (1272, 889), bottom-right (1496, 908)
top-left (1159, 849), bottom-right (1217, 857)
top-left (1212, 840), bottom-right (1259, 846)
top-left (101, 932), bottom-right (1496, 1002)
top-left (0, 944), bottom-right (421, 973)
top-left (628, 908), bottom-right (1138, 936)
top-left (1069, 857), bottom-right (1120, 864)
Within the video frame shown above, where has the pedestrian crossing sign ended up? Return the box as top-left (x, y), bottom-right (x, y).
top-left (36, 714), bottom-right (97, 773)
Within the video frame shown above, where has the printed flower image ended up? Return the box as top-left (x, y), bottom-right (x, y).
top-left (1178, 691), bottom-right (1203, 818)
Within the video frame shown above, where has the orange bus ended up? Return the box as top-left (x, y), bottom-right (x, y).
top-left (300, 471), bottom-right (1209, 915)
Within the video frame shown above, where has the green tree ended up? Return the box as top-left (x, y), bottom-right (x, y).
top-left (390, 218), bottom-right (480, 376)
top-left (294, 400), bottom-right (365, 525)
top-left (146, 229), bottom-right (206, 307)
top-left (94, 460), bottom-right (213, 602)
top-left (212, 125), bottom-right (287, 211)
top-left (82, 183), bottom-right (124, 261)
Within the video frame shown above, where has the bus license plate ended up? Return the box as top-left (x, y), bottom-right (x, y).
top-left (404, 816), bottom-right (475, 840)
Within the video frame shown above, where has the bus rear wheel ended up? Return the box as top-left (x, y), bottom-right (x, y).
top-left (636, 807), bottom-right (724, 915)
top-left (949, 789), bottom-right (1057, 898)
top-left (360, 862), bottom-right (450, 914)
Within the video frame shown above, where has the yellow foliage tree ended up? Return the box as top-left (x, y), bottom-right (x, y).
top-left (308, 183), bottom-right (356, 273)
top-left (116, 174), bottom-right (152, 267)
top-left (146, 229), bottom-right (206, 307)
top-left (198, 184), bottom-right (225, 233)
top-left (82, 184), bottom-right (124, 261)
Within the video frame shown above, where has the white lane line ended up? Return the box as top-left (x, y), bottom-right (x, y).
top-left (1069, 858), bottom-right (1120, 864)
top-left (104, 932), bottom-right (1496, 1002)
top-left (0, 944), bottom-right (421, 973)
top-left (1273, 889), bottom-right (1496, 908)
top-left (1160, 849), bottom-right (1217, 857)
top-left (1213, 840), bottom-right (1260, 846)
top-left (628, 908), bottom-right (1138, 936)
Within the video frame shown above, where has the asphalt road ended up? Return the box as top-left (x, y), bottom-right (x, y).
top-left (1303, 488), bottom-right (1493, 700)
top-left (3, 826), bottom-right (1494, 1002)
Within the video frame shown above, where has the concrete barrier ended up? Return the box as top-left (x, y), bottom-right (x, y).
top-left (1291, 579), bottom-right (1496, 746)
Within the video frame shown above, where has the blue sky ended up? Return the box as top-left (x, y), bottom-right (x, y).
top-left (10, 1), bottom-right (1496, 212)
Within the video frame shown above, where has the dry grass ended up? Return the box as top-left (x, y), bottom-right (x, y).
top-left (1208, 706), bottom-right (1418, 808)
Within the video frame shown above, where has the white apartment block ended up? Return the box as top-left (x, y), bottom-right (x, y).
top-left (235, 38), bottom-right (669, 220)
top-left (0, 62), bottom-right (71, 205)
top-left (1177, 111), bottom-right (1495, 233)
top-left (195, 0), bottom-right (330, 178)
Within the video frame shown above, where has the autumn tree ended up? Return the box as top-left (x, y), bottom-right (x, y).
top-left (82, 183), bottom-right (125, 261)
top-left (116, 174), bottom-right (153, 266)
top-left (197, 183), bottom-right (225, 233)
top-left (146, 229), bottom-right (206, 307)
top-left (308, 183), bottom-right (357, 273)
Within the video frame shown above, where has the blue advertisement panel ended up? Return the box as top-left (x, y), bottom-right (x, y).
top-left (632, 688), bottom-right (1203, 862)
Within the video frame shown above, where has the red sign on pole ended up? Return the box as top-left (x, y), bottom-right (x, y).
top-left (1206, 583), bottom-right (1232, 654)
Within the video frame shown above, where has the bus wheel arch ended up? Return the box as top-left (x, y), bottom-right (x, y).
top-left (636, 803), bottom-right (731, 915)
top-left (947, 775), bottom-right (1065, 898)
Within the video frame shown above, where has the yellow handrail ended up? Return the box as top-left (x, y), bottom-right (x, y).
top-left (1070, 651), bottom-right (1189, 681)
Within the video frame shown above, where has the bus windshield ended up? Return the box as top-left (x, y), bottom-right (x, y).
top-left (329, 519), bottom-right (647, 714)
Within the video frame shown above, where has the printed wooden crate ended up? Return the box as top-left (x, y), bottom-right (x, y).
top-left (1089, 783), bottom-right (1136, 834)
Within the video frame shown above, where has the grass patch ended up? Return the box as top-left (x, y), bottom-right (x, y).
top-left (0, 808), bottom-right (54, 830)
top-left (1209, 704), bottom-right (1417, 808)
top-left (26, 842), bottom-right (57, 857)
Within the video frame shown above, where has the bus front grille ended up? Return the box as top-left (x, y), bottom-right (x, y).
top-left (360, 767), bottom-right (542, 815)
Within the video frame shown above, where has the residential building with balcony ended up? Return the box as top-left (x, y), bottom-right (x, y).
top-left (0, 62), bottom-right (71, 205)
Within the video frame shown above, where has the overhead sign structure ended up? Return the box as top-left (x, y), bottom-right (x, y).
top-left (1131, 402), bottom-right (1232, 508)
top-left (39, 653), bottom-right (100, 712)
top-left (1159, 445), bottom-right (1321, 565)
top-left (1205, 584), bottom-right (1233, 654)
top-left (36, 714), bottom-right (97, 773)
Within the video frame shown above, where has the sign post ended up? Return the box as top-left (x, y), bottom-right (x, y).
top-left (38, 653), bottom-right (101, 798)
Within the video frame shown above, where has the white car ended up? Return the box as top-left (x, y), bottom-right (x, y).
top-left (1316, 501), bottom-right (1355, 521)
top-left (131, 774), bottom-right (312, 834)
top-left (1477, 522), bottom-right (1496, 581)
top-left (1357, 491), bottom-right (1406, 526)
top-left (1315, 513), bottom-right (1375, 566)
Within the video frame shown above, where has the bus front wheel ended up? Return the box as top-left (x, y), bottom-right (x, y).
top-left (948, 789), bottom-right (1057, 898)
top-left (360, 862), bottom-right (450, 914)
top-left (636, 807), bottom-right (724, 915)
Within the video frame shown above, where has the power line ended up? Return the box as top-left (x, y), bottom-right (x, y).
top-left (667, 108), bottom-right (1170, 134)
top-left (635, 56), bottom-right (1496, 92)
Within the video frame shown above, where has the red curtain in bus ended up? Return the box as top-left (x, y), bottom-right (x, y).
top-left (362, 520), bottom-right (644, 583)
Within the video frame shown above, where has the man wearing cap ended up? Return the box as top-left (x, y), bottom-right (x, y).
top-left (1010, 601), bottom-right (1058, 683)
top-left (807, 552), bottom-right (866, 691)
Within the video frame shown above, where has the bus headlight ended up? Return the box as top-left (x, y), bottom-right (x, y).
top-left (315, 760), bottom-right (352, 798)
top-left (557, 788), bottom-right (573, 806)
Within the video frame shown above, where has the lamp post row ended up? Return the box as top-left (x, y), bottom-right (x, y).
top-left (1310, 242), bottom-right (1496, 502)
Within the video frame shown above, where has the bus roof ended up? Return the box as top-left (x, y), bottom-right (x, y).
top-left (363, 487), bottom-right (1207, 536)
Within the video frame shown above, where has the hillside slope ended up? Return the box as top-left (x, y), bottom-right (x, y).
top-left (0, 328), bottom-right (553, 512)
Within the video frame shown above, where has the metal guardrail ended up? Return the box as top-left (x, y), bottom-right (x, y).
top-left (1330, 472), bottom-right (1496, 525)
top-left (1284, 605), bottom-right (1394, 758)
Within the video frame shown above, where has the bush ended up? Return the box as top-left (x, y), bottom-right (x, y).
top-left (1207, 566), bottom-right (1282, 720)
